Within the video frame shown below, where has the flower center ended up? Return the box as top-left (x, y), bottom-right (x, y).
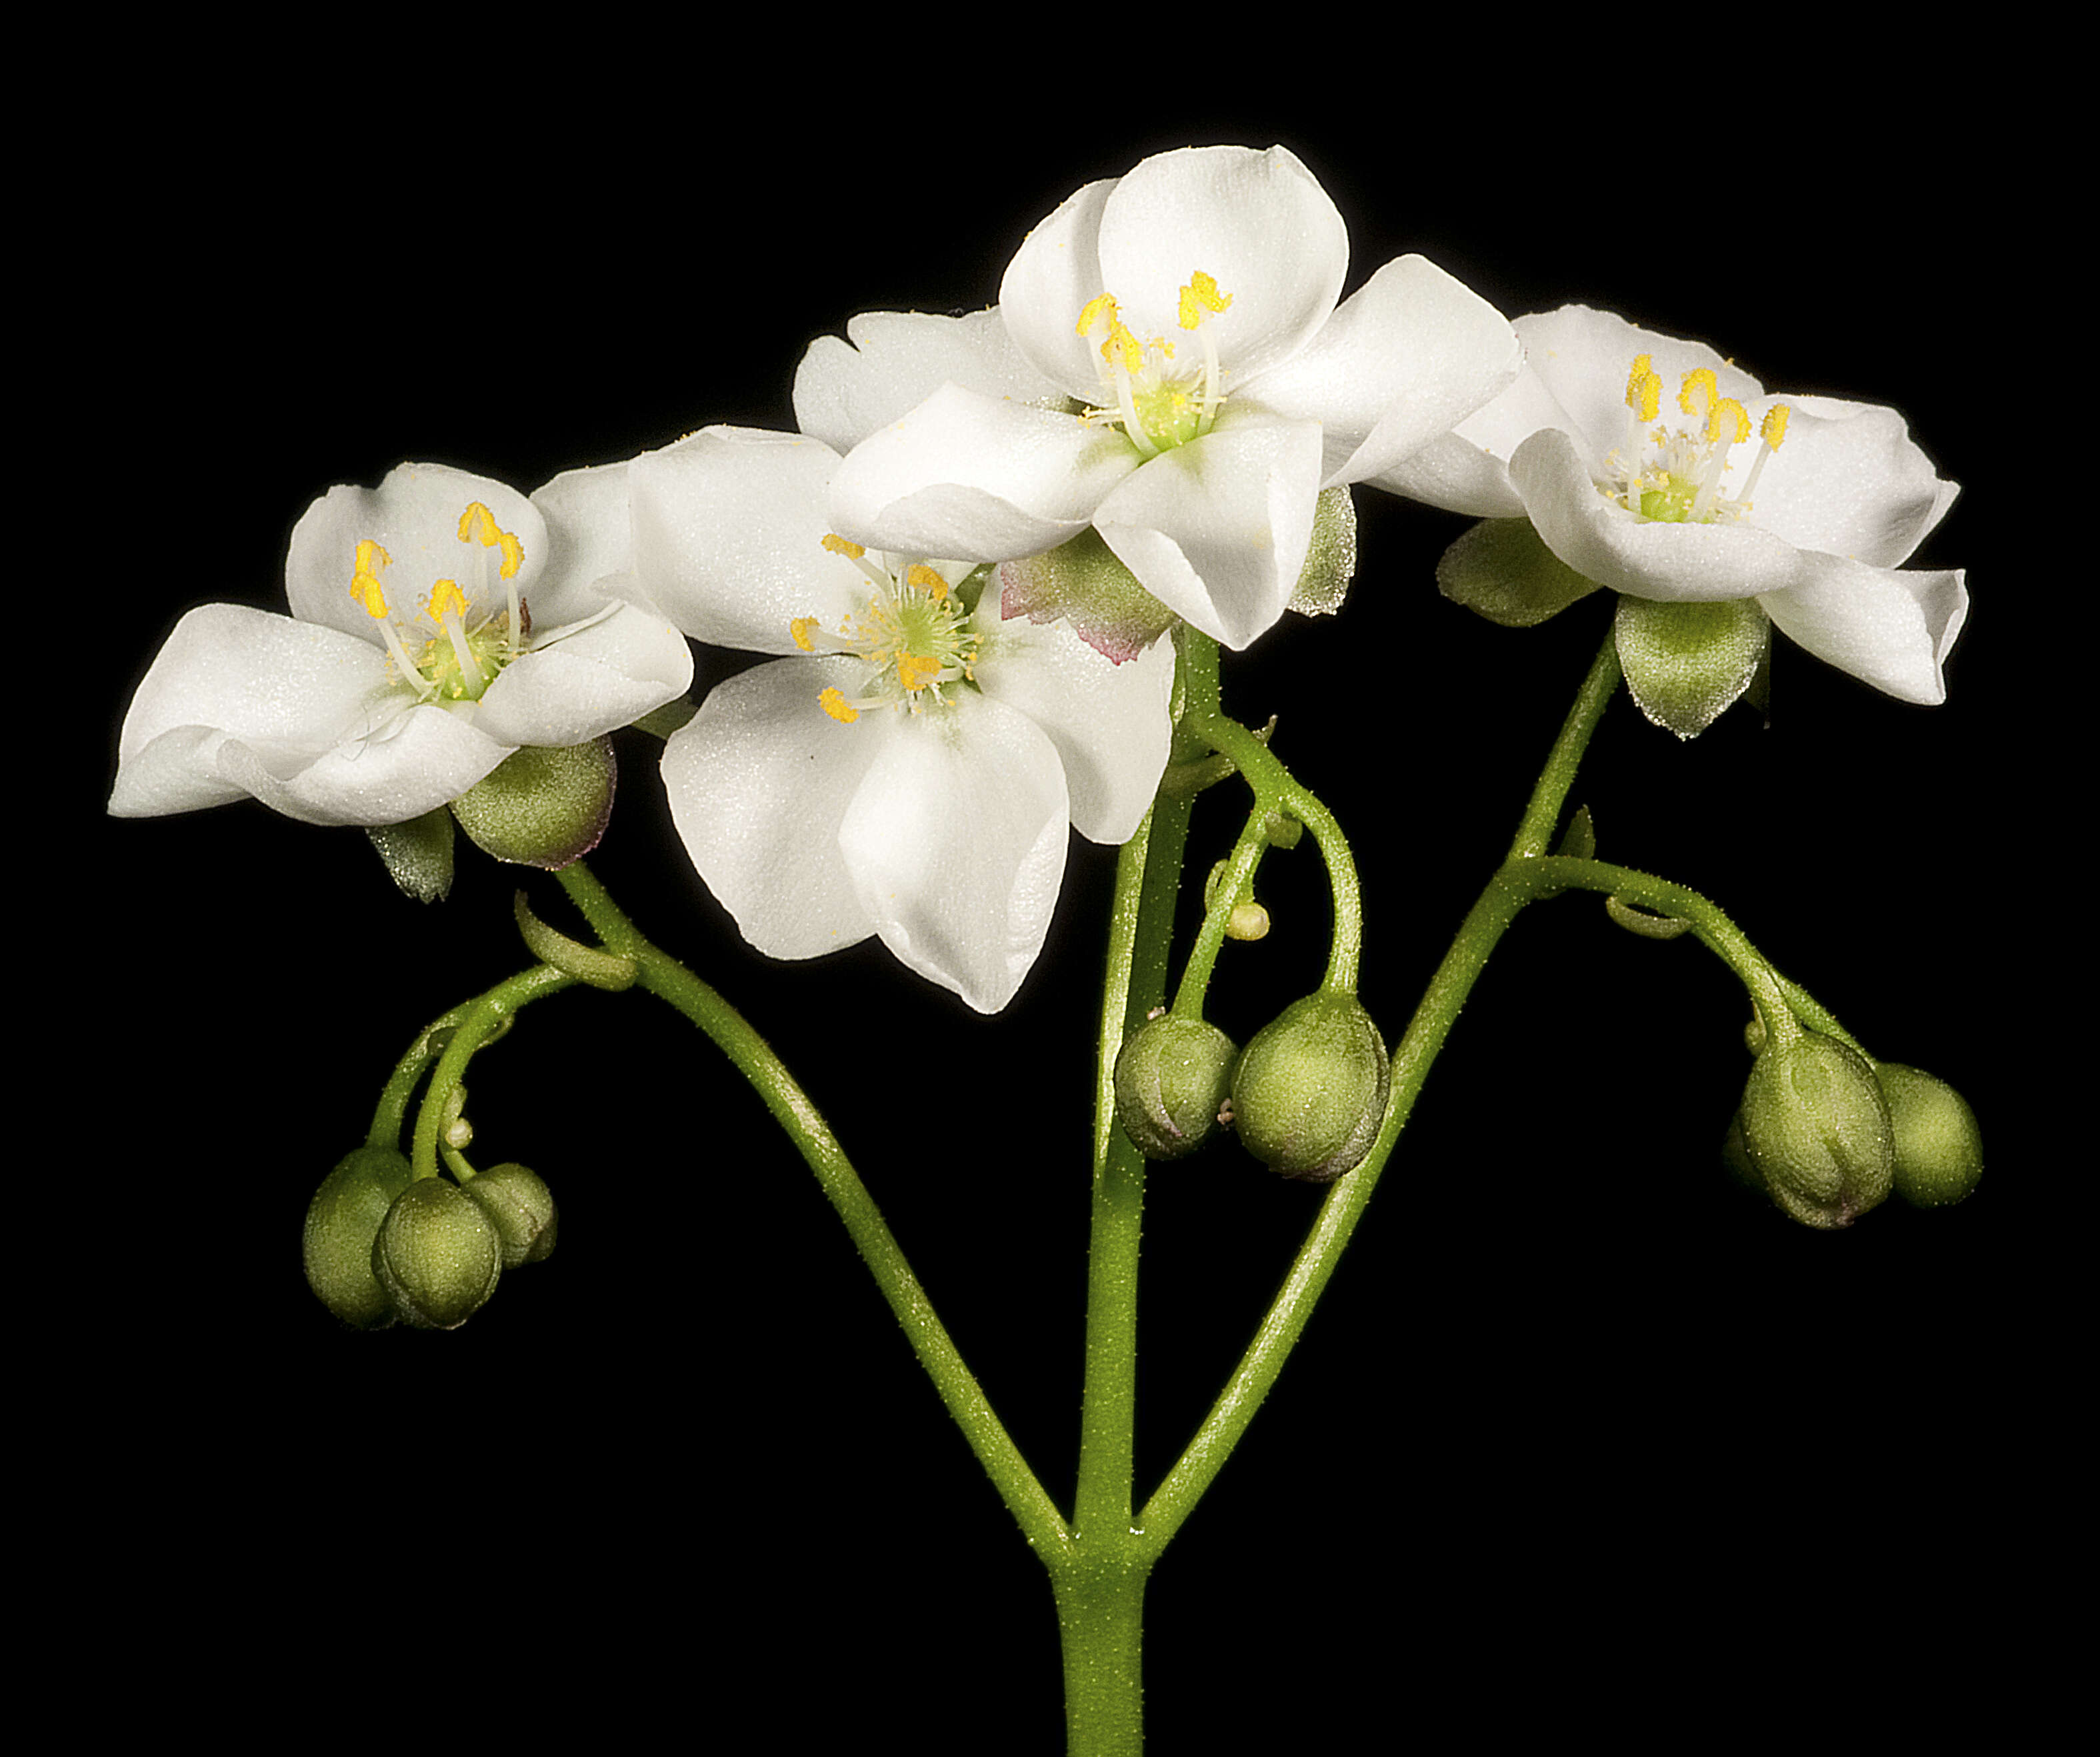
top-left (792, 537), bottom-right (985, 725)
top-left (1607, 355), bottom-right (1790, 525)
top-left (1074, 271), bottom-right (1234, 459)
top-left (347, 501), bottom-right (529, 703)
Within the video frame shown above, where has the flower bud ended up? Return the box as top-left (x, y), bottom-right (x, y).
top-left (303, 1147), bottom-right (416, 1328)
top-left (371, 1178), bottom-right (503, 1329)
top-left (1114, 1015), bottom-right (1239, 1160)
top-left (462, 1162), bottom-right (559, 1266)
top-left (1877, 1064), bottom-right (1984, 1209)
top-left (449, 737), bottom-right (616, 869)
top-left (1230, 992), bottom-right (1390, 1182)
top-left (1737, 1032), bottom-right (1893, 1229)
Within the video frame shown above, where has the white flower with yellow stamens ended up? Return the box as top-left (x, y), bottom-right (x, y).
top-left (110, 461), bottom-right (692, 827)
top-left (1376, 305), bottom-right (1967, 718)
top-left (626, 425), bottom-right (1175, 1014)
top-left (824, 144), bottom-right (1522, 651)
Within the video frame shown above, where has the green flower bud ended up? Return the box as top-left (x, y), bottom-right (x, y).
top-left (371, 1179), bottom-right (503, 1330)
top-left (1738, 1032), bottom-right (1893, 1229)
top-left (462, 1162), bottom-right (559, 1266)
top-left (1230, 992), bottom-right (1390, 1183)
top-left (449, 737), bottom-right (616, 869)
top-left (1114, 1015), bottom-right (1239, 1160)
top-left (1877, 1064), bottom-right (1984, 1209)
top-left (303, 1147), bottom-right (416, 1328)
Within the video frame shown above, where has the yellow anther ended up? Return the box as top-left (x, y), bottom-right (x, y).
top-left (1102, 321), bottom-right (1143, 374)
top-left (1625, 354), bottom-right (1653, 399)
top-left (497, 529), bottom-right (523, 579)
top-left (789, 615), bottom-right (820, 653)
top-left (821, 533), bottom-right (865, 559)
top-left (349, 572), bottom-right (389, 618)
top-left (818, 687), bottom-right (859, 725)
top-left (349, 539), bottom-right (393, 617)
top-left (1679, 368), bottom-right (1717, 417)
top-left (1707, 397), bottom-right (1751, 445)
top-left (905, 563), bottom-right (949, 601)
top-left (1177, 269), bottom-right (1233, 329)
top-left (1626, 365), bottom-right (1661, 422)
top-left (1761, 404), bottom-right (1790, 448)
top-left (1076, 293), bottom-right (1119, 337)
top-left (897, 652), bottom-right (943, 693)
top-left (458, 501), bottom-right (499, 547)
top-left (429, 579), bottom-right (469, 622)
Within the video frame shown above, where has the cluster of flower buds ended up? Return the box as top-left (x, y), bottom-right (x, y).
top-left (1726, 1022), bottom-right (1981, 1229)
top-left (1113, 990), bottom-right (1390, 1183)
top-left (303, 1150), bottom-right (559, 1329)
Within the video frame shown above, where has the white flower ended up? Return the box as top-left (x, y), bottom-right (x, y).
top-left (1378, 305), bottom-right (1967, 708)
top-left (627, 423), bottom-right (1175, 1014)
top-left (824, 145), bottom-right (1521, 651)
top-left (110, 461), bottom-right (693, 827)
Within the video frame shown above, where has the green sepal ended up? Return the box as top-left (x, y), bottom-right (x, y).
top-left (997, 528), bottom-right (1177, 663)
top-left (1113, 1016), bottom-right (1241, 1161)
top-left (629, 698), bottom-right (698, 741)
top-left (367, 809), bottom-right (455, 903)
top-left (1877, 1064), bottom-right (1984, 1209)
top-left (1435, 517), bottom-right (1601, 627)
top-left (450, 737), bottom-right (616, 869)
top-left (1613, 596), bottom-right (1771, 738)
top-left (371, 1178), bottom-right (503, 1329)
top-left (1286, 486), bottom-right (1358, 617)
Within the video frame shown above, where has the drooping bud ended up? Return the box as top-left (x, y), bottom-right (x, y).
top-left (1737, 1032), bottom-right (1894, 1228)
top-left (371, 1178), bottom-right (503, 1329)
top-left (303, 1147), bottom-right (416, 1328)
top-left (1877, 1064), bottom-right (1984, 1208)
top-left (1114, 1015), bottom-right (1240, 1160)
top-left (449, 737), bottom-right (616, 869)
top-left (1230, 992), bottom-right (1391, 1182)
top-left (462, 1162), bottom-right (559, 1266)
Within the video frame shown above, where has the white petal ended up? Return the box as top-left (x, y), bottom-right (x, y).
top-left (469, 605), bottom-right (693, 746)
top-left (999, 174), bottom-right (1123, 403)
top-left (1246, 255), bottom-right (1521, 485)
top-left (530, 456), bottom-right (642, 625)
top-left (826, 383), bottom-right (1138, 559)
top-left (1093, 146), bottom-right (1347, 383)
top-left (110, 602), bottom-right (505, 823)
top-left (1759, 557), bottom-right (1968, 704)
top-left (1092, 410), bottom-right (1325, 649)
top-left (1737, 393), bottom-right (1959, 568)
top-left (1510, 427), bottom-right (1807, 603)
top-left (1367, 431), bottom-right (1529, 517)
top-left (628, 427), bottom-right (869, 653)
top-left (660, 656), bottom-right (884, 959)
top-left (971, 603), bottom-right (1175, 845)
top-left (1514, 306), bottom-right (1763, 463)
top-left (792, 308), bottom-right (1067, 456)
top-left (839, 691), bottom-right (1069, 1014)
top-left (285, 462), bottom-right (547, 639)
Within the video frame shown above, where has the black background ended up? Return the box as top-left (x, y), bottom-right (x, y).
top-left (72, 40), bottom-right (2051, 1748)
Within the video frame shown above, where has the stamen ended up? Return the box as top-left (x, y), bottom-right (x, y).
top-left (820, 533), bottom-right (865, 559)
top-left (790, 615), bottom-right (821, 653)
top-left (429, 579), bottom-right (471, 623)
top-left (1177, 270), bottom-right (1232, 330)
top-left (904, 564), bottom-right (949, 601)
top-left (818, 687), bottom-right (859, 725)
top-left (1739, 403), bottom-right (1791, 505)
top-left (1679, 368), bottom-right (1717, 420)
top-left (897, 653), bottom-right (944, 693)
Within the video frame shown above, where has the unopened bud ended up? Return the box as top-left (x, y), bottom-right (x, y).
top-left (303, 1147), bottom-right (415, 1328)
top-left (371, 1179), bottom-right (503, 1329)
top-left (463, 1162), bottom-right (559, 1266)
top-left (1737, 1032), bottom-right (1893, 1229)
top-left (1231, 992), bottom-right (1390, 1182)
top-left (1114, 1016), bottom-right (1240, 1160)
top-left (1877, 1064), bottom-right (1984, 1209)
